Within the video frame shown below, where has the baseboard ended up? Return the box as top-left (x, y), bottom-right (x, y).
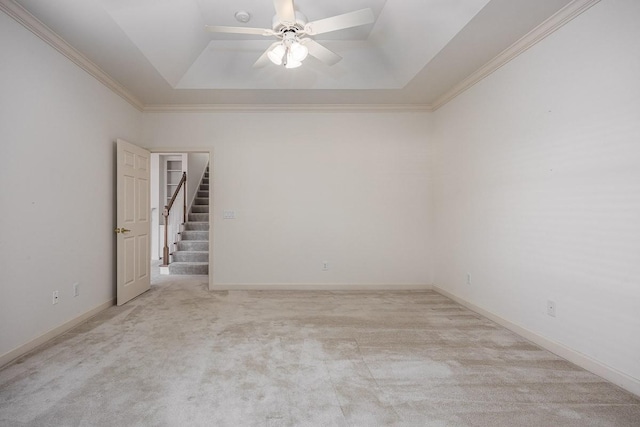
top-left (0, 299), bottom-right (114, 369)
top-left (433, 286), bottom-right (640, 398)
top-left (211, 283), bottom-right (433, 291)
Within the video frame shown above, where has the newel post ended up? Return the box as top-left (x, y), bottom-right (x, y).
top-left (162, 206), bottom-right (169, 266)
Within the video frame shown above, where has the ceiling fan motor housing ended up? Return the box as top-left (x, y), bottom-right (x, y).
top-left (272, 11), bottom-right (307, 35)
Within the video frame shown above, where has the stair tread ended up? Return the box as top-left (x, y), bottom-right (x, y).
top-left (168, 261), bottom-right (209, 275)
top-left (169, 262), bottom-right (209, 266)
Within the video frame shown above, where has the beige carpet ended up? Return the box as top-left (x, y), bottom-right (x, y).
top-left (1, 275), bottom-right (639, 426)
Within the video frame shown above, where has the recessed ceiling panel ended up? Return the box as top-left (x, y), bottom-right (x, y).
top-left (95, 0), bottom-right (492, 91)
top-left (196, 0), bottom-right (387, 41)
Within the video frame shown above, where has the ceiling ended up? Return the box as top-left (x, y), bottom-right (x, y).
top-left (9, 0), bottom-right (574, 107)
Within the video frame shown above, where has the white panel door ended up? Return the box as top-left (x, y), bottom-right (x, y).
top-left (116, 139), bottom-right (151, 305)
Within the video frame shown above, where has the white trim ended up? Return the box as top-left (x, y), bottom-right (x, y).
top-left (143, 104), bottom-right (434, 113)
top-left (212, 283), bottom-right (433, 291)
top-left (0, 0), bottom-right (144, 111)
top-left (0, 299), bottom-right (114, 369)
top-left (433, 286), bottom-right (640, 398)
top-left (431, 0), bottom-right (602, 111)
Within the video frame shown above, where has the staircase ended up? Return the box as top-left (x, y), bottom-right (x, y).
top-left (169, 166), bottom-right (209, 275)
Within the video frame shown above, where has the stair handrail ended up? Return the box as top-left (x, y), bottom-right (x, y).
top-left (162, 172), bottom-right (187, 266)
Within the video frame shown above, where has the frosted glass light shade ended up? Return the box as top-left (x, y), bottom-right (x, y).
top-left (290, 42), bottom-right (308, 62)
top-left (285, 57), bottom-right (302, 69)
top-left (267, 44), bottom-right (286, 65)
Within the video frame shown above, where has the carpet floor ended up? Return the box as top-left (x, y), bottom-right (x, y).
top-left (1, 275), bottom-right (639, 426)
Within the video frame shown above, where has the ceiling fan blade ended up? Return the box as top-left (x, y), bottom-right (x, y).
top-left (205, 25), bottom-right (274, 36)
top-left (253, 43), bottom-right (280, 68)
top-left (301, 39), bottom-right (342, 66)
top-left (304, 8), bottom-right (374, 35)
top-left (273, 0), bottom-right (296, 25)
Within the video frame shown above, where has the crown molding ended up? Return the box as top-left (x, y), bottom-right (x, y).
top-left (431, 0), bottom-right (602, 111)
top-left (0, 0), bottom-right (144, 111)
top-left (143, 103), bottom-right (434, 113)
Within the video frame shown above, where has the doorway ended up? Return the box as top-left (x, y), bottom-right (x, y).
top-left (149, 150), bottom-right (212, 286)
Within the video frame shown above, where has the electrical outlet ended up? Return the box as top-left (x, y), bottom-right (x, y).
top-left (547, 300), bottom-right (556, 317)
top-left (322, 261), bottom-right (329, 271)
top-left (223, 210), bottom-right (236, 219)
top-left (52, 290), bottom-right (59, 305)
top-left (466, 273), bottom-right (471, 285)
top-left (73, 283), bottom-right (79, 297)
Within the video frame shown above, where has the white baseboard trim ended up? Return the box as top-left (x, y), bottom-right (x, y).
top-left (433, 286), bottom-right (640, 398)
top-left (211, 283), bottom-right (433, 291)
top-left (0, 299), bottom-right (114, 369)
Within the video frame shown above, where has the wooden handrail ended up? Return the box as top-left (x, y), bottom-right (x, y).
top-left (166, 172), bottom-right (187, 215)
top-left (162, 172), bottom-right (187, 266)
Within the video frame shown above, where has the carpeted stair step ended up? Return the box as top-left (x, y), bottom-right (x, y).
top-left (176, 240), bottom-right (208, 251)
top-left (172, 251), bottom-right (208, 262)
top-left (188, 213), bottom-right (208, 222)
top-left (180, 230), bottom-right (209, 241)
top-left (197, 190), bottom-right (208, 198)
top-left (194, 197), bottom-right (209, 205)
top-left (168, 262), bottom-right (208, 275)
top-left (183, 222), bottom-right (209, 231)
top-left (191, 205), bottom-right (209, 213)
top-left (200, 184), bottom-right (209, 191)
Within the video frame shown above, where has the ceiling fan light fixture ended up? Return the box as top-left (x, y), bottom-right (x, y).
top-left (267, 44), bottom-right (286, 65)
top-left (284, 54), bottom-right (302, 69)
top-left (289, 41), bottom-right (308, 62)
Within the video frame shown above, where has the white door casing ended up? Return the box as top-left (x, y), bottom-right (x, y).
top-left (116, 139), bottom-right (151, 305)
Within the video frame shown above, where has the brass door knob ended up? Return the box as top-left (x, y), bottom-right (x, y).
top-left (114, 227), bottom-right (131, 234)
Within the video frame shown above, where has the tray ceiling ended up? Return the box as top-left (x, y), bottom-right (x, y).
top-left (9, 0), bottom-right (575, 106)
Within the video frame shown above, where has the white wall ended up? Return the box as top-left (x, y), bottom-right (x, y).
top-left (142, 111), bottom-right (433, 287)
top-left (432, 0), bottom-right (640, 392)
top-left (0, 11), bottom-right (141, 359)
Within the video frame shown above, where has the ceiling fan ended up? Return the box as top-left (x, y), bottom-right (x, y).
top-left (205, 0), bottom-right (375, 69)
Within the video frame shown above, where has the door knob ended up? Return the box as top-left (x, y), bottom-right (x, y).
top-left (114, 227), bottom-right (132, 234)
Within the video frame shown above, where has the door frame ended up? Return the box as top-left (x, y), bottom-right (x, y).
top-left (149, 147), bottom-right (213, 291)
